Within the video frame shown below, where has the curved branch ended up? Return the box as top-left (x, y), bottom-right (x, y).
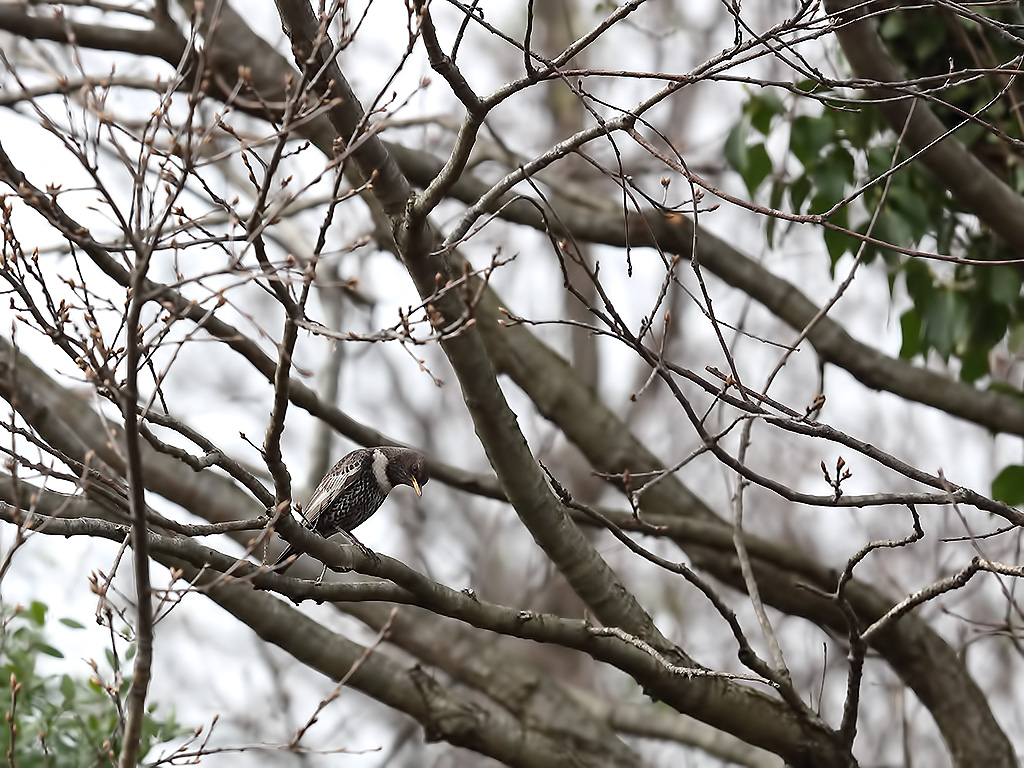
top-left (389, 141), bottom-right (1024, 440)
top-left (470, 282), bottom-right (1016, 767)
top-left (0, 493), bottom-right (836, 764)
top-left (199, 568), bottom-right (632, 768)
top-left (274, 0), bottom-right (673, 649)
top-left (0, 3), bottom-right (1010, 764)
top-left (3, 0), bottom-right (1022, 444)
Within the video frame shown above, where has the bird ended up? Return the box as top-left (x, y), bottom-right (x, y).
top-left (273, 446), bottom-right (429, 580)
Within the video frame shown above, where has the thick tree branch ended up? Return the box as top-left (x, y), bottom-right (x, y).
top-left (475, 286), bottom-right (1016, 768)
top-left (0, 6), bottom-right (184, 60)
top-left (390, 142), bottom-right (1024, 439)
top-left (574, 690), bottom-right (784, 768)
top-left (0, 491), bottom-right (831, 764)
top-left (0, 502), bottom-right (634, 767)
top-left (267, 5), bottom-right (862, 763)
top-left (273, 0), bottom-right (675, 648)
top-left (3, 0), bottom-right (1023, 445)
top-left (195, 565), bottom-right (635, 768)
top-left (0, 3), bottom-right (1012, 764)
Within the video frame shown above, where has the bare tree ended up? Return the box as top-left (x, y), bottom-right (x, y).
top-left (0, 1), bottom-right (1021, 766)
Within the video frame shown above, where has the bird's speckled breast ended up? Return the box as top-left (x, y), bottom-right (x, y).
top-left (315, 452), bottom-right (389, 535)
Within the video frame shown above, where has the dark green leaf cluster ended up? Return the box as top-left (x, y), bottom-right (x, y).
top-left (879, 6), bottom-right (1024, 185)
top-left (724, 5), bottom-right (1024, 386)
top-left (0, 601), bottom-right (184, 767)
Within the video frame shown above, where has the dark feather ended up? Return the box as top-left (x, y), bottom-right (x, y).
top-left (273, 447), bottom-right (427, 572)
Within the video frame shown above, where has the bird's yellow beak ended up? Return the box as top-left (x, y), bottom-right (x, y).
top-left (411, 476), bottom-right (422, 497)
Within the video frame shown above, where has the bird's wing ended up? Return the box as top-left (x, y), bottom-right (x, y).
top-left (301, 450), bottom-right (365, 528)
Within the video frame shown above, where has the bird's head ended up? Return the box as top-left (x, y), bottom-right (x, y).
top-left (387, 449), bottom-right (430, 497)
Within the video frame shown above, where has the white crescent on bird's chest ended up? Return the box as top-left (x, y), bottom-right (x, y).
top-left (371, 448), bottom-right (392, 492)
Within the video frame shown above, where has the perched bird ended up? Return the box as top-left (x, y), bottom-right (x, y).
top-left (274, 446), bottom-right (429, 578)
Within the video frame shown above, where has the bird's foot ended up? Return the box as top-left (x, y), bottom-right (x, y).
top-left (315, 562), bottom-right (329, 585)
top-left (354, 541), bottom-right (380, 567)
top-left (340, 531), bottom-right (380, 568)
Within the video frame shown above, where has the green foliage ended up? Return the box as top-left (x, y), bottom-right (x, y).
top-left (0, 601), bottom-right (184, 767)
top-left (722, 4), bottom-right (1024, 501)
top-left (724, 91), bottom-right (786, 197)
top-left (993, 465), bottom-right (1024, 506)
top-left (723, 4), bottom-right (1024, 385)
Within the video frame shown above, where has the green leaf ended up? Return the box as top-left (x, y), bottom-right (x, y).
top-left (985, 265), bottom-right (1022, 307)
top-left (879, 208), bottom-right (916, 250)
top-left (790, 174), bottom-right (811, 213)
top-left (28, 602), bottom-right (47, 627)
top-left (1009, 321), bottom-right (1024, 355)
top-left (879, 11), bottom-right (905, 38)
top-left (824, 228), bottom-right (853, 271)
top-left (805, 146), bottom-right (855, 210)
top-left (37, 644), bottom-right (63, 659)
top-left (924, 289), bottom-right (970, 360)
top-left (1014, 164), bottom-right (1024, 194)
top-left (748, 91), bottom-right (785, 134)
top-left (59, 618), bottom-right (85, 630)
top-left (60, 674), bottom-right (76, 703)
top-left (866, 146), bottom-right (896, 179)
top-left (724, 119), bottom-right (750, 175)
top-left (889, 185), bottom-right (932, 241)
top-left (790, 114), bottom-right (835, 167)
top-left (904, 260), bottom-right (934, 308)
top-left (900, 310), bottom-right (922, 358)
top-left (969, 303), bottom-right (1009, 352)
top-left (914, 28), bottom-right (947, 60)
top-left (750, 106), bottom-right (772, 136)
top-left (993, 465), bottom-right (1024, 505)
top-left (742, 143), bottom-right (772, 194)
top-left (809, 192), bottom-right (833, 216)
top-left (959, 346), bottom-right (989, 383)
top-left (841, 105), bottom-right (883, 148)
top-left (954, 120), bottom-right (984, 147)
